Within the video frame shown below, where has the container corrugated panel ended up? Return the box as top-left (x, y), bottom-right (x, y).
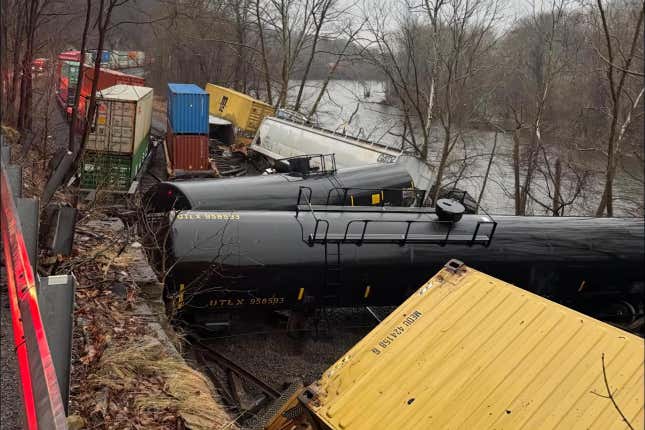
top-left (204, 84), bottom-right (275, 134)
top-left (80, 150), bottom-right (132, 191)
top-left (167, 126), bottom-right (210, 171)
top-left (167, 83), bottom-right (209, 134)
top-left (307, 262), bottom-right (644, 430)
top-left (86, 85), bottom-right (153, 156)
top-left (246, 101), bottom-right (276, 132)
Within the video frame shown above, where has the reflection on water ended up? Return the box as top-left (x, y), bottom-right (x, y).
top-left (288, 80), bottom-right (643, 216)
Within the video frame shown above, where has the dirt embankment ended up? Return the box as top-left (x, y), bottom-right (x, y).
top-left (2, 125), bottom-right (235, 429)
top-left (65, 215), bottom-right (235, 429)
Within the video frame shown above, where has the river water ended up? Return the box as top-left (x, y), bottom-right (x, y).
top-left (288, 80), bottom-right (643, 216)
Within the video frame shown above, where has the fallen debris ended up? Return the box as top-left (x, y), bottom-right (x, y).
top-left (61, 214), bottom-right (235, 429)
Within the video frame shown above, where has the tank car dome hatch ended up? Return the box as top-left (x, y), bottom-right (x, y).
top-left (435, 198), bottom-right (465, 222)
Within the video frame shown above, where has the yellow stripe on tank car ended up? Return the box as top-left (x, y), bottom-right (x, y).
top-left (350, 195), bottom-right (355, 206)
top-left (297, 287), bottom-right (305, 301)
top-left (364, 285), bottom-right (371, 298)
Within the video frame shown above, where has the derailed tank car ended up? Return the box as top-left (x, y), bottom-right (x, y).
top-left (160, 204), bottom-right (644, 326)
top-left (144, 159), bottom-right (420, 212)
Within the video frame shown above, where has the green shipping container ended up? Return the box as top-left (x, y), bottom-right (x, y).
top-left (80, 137), bottom-right (149, 191)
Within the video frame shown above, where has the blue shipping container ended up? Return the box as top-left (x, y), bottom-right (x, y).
top-left (167, 83), bottom-right (209, 134)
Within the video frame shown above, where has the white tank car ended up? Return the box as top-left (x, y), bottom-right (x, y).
top-left (249, 116), bottom-right (434, 191)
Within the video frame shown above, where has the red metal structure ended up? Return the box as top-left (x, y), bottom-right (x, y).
top-left (1, 166), bottom-right (68, 429)
top-left (167, 127), bottom-right (210, 172)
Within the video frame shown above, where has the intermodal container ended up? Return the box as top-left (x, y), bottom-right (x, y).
top-left (80, 150), bottom-right (133, 191)
top-left (58, 60), bottom-right (80, 108)
top-left (204, 84), bottom-right (275, 137)
top-left (167, 83), bottom-right (209, 135)
top-left (86, 85), bottom-right (153, 159)
top-left (77, 67), bottom-right (145, 119)
top-left (279, 261), bottom-right (645, 430)
top-left (56, 51), bottom-right (81, 90)
top-left (85, 49), bottom-right (110, 64)
top-left (167, 124), bottom-right (210, 172)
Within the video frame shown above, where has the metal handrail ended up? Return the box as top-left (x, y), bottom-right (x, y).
top-left (276, 153), bottom-right (337, 176)
top-left (334, 218), bottom-right (495, 247)
top-left (298, 184), bottom-right (497, 248)
top-left (296, 186), bottom-right (330, 245)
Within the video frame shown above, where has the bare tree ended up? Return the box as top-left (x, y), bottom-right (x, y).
top-left (254, 0), bottom-right (275, 104)
top-left (67, 0), bottom-right (92, 152)
top-left (591, 0), bottom-right (644, 216)
top-left (494, 0), bottom-right (590, 215)
top-left (363, 0), bottom-right (500, 204)
top-left (307, 17), bottom-right (366, 118)
top-left (262, 0), bottom-right (316, 107)
top-left (293, 0), bottom-right (336, 111)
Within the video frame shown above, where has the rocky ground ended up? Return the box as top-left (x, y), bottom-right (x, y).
top-left (193, 307), bottom-right (393, 429)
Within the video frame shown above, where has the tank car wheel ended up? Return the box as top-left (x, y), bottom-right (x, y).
top-left (607, 300), bottom-right (637, 324)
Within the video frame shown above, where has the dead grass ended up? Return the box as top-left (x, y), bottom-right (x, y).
top-left (67, 216), bottom-right (236, 429)
top-left (93, 337), bottom-right (235, 430)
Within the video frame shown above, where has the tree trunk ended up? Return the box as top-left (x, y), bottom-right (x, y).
top-left (294, 1), bottom-right (331, 112)
top-left (0, 0), bottom-right (9, 116)
top-left (255, 0), bottom-right (272, 104)
top-left (17, 0), bottom-right (40, 134)
top-left (308, 21), bottom-right (362, 118)
top-left (476, 131), bottom-right (497, 213)
top-left (421, 77), bottom-right (435, 161)
top-left (552, 157), bottom-right (561, 216)
top-left (431, 129), bottom-right (451, 205)
top-left (67, 0), bottom-right (92, 152)
top-left (512, 128), bottom-right (522, 215)
top-left (7, 4), bottom-right (24, 125)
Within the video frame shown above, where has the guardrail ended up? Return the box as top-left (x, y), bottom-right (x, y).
top-left (1, 141), bottom-right (68, 429)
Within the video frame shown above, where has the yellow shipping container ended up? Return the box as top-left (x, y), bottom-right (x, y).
top-left (266, 260), bottom-right (644, 430)
top-left (204, 84), bottom-right (275, 145)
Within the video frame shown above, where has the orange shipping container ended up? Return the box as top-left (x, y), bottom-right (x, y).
top-left (167, 127), bottom-right (210, 172)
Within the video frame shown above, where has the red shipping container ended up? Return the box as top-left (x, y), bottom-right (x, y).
top-left (167, 126), bottom-right (210, 172)
top-left (80, 67), bottom-right (144, 99)
top-left (77, 67), bottom-right (145, 118)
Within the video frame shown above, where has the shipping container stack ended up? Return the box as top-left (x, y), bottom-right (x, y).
top-left (56, 50), bottom-right (146, 132)
top-left (79, 84), bottom-right (154, 192)
top-left (166, 83), bottom-right (211, 176)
